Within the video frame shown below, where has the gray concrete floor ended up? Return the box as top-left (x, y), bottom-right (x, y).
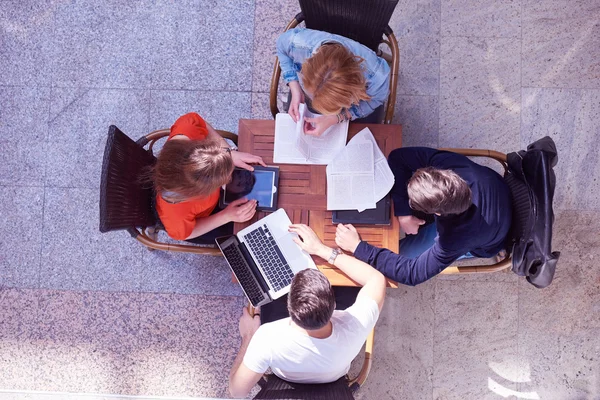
top-left (0, 0), bottom-right (599, 399)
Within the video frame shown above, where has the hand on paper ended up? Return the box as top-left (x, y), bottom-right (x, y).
top-left (231, 151), bottom-right (266, 172)
top-left (224, 198), bottom-right (257, 223)
top-left (397, 215), bottom-right (425, 235)
top-left (288, 81), bottom-right (305, 122)
top-left (303, 115), bottom-right (338, 137)
top-left (289, 224), bottom-right (328, 256)
top-left (335, 223), bottom-right (361, 253)
top-left (239, 306), bottom-right (260, 340)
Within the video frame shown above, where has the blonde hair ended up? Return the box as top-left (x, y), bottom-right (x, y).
top-left (301, 43), bottom-right (371, 115)
top-left (408, 167), bottom-right (472, 215)
top-left (153, 139), bottom-right (234, 202)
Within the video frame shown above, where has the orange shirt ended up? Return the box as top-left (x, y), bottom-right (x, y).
top-left (155, 112), bottom-right (221, 240)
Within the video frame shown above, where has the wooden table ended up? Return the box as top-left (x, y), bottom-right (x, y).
top-left (235, 119), bottom-right (401, 287)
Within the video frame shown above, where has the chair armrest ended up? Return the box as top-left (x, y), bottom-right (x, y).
top-left (440, 254), bottom-right (512, 274)
top-left (132, 227), bottom-right (223, 256)
top-left (348, 328), bottom-right (374, 390)
top-left (440, 148), bottom-right (508, 173)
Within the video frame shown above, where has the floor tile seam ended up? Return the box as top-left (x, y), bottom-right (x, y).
top-left (0, 84), bottom-right (53, 89)
top-left (42, 85), bottom-right (255, 94)
top-left (519, 0), bottom-right (524, 154)
top-left (437, 3), bottom-right (442, 151)
top-left (0, 388), bottom-right (209, 400)
top-left (431, 279), bottom-right (438, 399)
top-left (37, 186), bottom-right (46, 291)
top-left (439, 34), bottom-right (521, 40)
top-left (249, 0), bottom-right (257, 96)
top-left (23, 286), bottom-right (245, 299)
top-left (0, 183), bottom-right (45, 188)
top-left (521, 86), bottom-right (600, 91)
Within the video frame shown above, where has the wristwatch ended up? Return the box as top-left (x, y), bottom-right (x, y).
top-left (328, 248), bottom-right (341, 265)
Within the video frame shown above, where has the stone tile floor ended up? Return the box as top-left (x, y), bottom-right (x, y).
top-left (0, 0), bottom-right (599, 399)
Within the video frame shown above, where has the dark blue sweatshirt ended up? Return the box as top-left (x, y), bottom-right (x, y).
top-left (354, 147), bottom-right (512, 286)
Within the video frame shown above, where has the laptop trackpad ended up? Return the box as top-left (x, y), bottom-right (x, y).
top-left (278, 232), bottom-right (316, 272)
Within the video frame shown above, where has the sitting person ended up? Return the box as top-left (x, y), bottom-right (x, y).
top-left (276, 27), bottom-right (390, 136)
top-left (228, 224), bottom-right (386, 398)
top-left (153, 112), bottom-right (265, 243)
top-left (335, 147), bottom-right (512, 286)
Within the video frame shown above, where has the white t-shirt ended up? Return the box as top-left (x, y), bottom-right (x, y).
top-left (243, 297), bottom-right (380, 384)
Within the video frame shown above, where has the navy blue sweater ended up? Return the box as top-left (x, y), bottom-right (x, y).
top-left (354, 147), bottom-right (512, 286)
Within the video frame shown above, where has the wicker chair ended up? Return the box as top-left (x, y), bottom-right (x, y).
top-left (437, 148), bottom-right (519, 275)
top-left (248, 306), bottom-right (375, 399)
top-left (270, 0), bottom-right (400, 124)
top-left (99, 125), bottom-right (237, 255)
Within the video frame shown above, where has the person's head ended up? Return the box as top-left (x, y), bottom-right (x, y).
top-left (153, 139), bottom-right (234, 203)
top-left (301, 43), bottom-right (371, 115)
top-left (287, 269), bottom-right (335, 330)
top-left (407, 167), bottom-right (472, 215)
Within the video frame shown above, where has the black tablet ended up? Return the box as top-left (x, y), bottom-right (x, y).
top-left (220, 166), bottom-right (279, 212)
top-left (332, 195), bottom-right (391, 225)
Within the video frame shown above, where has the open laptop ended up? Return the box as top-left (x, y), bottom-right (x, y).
top-left (216, 208), bottom-right (317, 307)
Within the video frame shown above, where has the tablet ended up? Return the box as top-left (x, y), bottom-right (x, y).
top-left (220, 166), bottom-right (279, 212)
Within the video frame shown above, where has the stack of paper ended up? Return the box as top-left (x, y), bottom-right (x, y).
top-left (273, 104), bottom-right (349, 165)
top-left (326, 128), bottom-right (395, 211)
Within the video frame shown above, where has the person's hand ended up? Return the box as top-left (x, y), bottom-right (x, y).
top-left (288, 224), bottom-right (329, 256)
top-left (239, 306), bottom-right (260, 341)
top-left (335, 224), bottom-right (361, 253)
top-left (223, 198), bottom-right (257, 223)
top-left (231, 151), bottom-right (266, 172)
top-left (303, 115), bottom-right (337, 137)
top-left (397, 215), bottom-right (425, 235)
top-left (288, 81), bottom-right (305, 122)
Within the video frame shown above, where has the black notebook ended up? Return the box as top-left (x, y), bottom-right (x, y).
top-left (332, 195), bottom-right (391, 225)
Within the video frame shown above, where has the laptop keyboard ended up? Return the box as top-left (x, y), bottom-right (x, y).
top-left (222, 244), bottom-right (265, 306)
top-left (244, 225), bottom-right (294, 292)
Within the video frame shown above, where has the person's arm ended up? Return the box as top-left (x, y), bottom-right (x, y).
top-left (347, 56), bottom-right (390, 120)
top-left (335, 224), bottom-right (463, 286)
top-left (276, 29), bottom-right (300, 84)
top-left (205, 121), bottom-right (267, 172)
top-left (289, 224), bottom-right (386, 311)
top-left (186, 198), bottom-right (257, 240)
top-left (229, 307), bottom-right (264, 398)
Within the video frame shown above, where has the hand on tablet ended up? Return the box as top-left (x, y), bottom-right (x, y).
top-left (231, 151), bottom-right (266, 172)
top-left (224, 198), bottom-right (257, 223)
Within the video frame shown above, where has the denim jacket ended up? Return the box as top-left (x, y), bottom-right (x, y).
top-left (276, 28), bottom-right (390, 120)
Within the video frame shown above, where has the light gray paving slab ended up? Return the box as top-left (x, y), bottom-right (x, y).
top-left (0, 288), bottom-right (38, 390)
top-left (40, 187), bottom-right (144, 292)
top-left (393, 95), bottom-right (438, 148)
top-left (0, 1), bottom-right (54, 86)
top-left (148, 90), bottom-right (251, 135)
top-left (441, 0), bottom-right (521, 38)
top-left (50, 0), bottom-right (153, 88)
top-left (521, 88), bottom-right (600, 211)
top-left (0, 86), bottom-right (50, 141)
top-left (356, 283), bottom-right (435, 400)
top-left (45, 87), bottom-right (150, 188)
top-left (397, 36), bottom-right (440, 96)
top-left (252, 0), bottom-right (302, 93)
top-left (0, 186), bottom-right (43, 288)
top-left (149, 0), bottom-right (254, 91)
top-left (34, 290), bottom-right (139, 393)
top-left (251, 91), bottom-right (274, 120)
top-left (0, 86), bottom-right (50, 186)
top-left (516, 211), bottom-right (600, 399)
top-left (433, 280), bottom-right (519, 399)
top-left (132, 293), bottom-right (246, 398)
top-left (522, 0), bottom-right (600, 89)
top-left (439, 37), bottom-right (520, 152)
top-left (140, 244), bottom-right (243, 296)
top-left (390, 0), bottom-right (441, 37)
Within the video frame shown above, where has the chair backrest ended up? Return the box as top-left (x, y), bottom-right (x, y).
top-left (99, 125), bottom-right (157, 233)
top-left (253, 375), bottom-right (354, 400)
top-left (298, 0), bottom-right (399, 51)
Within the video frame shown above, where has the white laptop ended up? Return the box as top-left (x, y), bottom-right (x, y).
top-left (216, 209), bottom-right (317, 307)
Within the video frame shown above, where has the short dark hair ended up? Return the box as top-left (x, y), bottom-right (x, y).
top-left (287, 269), bottom-right (335, 330)
top-left (407, 167), bottom-right (472, 215)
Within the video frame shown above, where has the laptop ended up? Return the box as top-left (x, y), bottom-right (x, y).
top-left (216, 208), bottom-right (317, 307)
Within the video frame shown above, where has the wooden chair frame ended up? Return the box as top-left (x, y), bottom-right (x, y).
top-left (438, 148), bottom-right (512, 275)
top-left (248, 304), bottom-right (374, 393)
top-left (125, 128), bottom-right (239, 256)
top-left (269, 13), bottom-right (400, 125)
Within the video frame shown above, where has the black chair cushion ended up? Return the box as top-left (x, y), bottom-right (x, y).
top-left (253, 375), bottom-right (354, 400)
top-left (99, 126), bottom-right (157, 233)
top-left (299, 0), bottom-right (399, 51)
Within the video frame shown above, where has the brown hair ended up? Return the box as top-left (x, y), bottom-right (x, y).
top-left (153, 139), bottom-right (234, 202)
top-left (287, 269), bottom-right (335, 330)
top-left (407, 167), bottom-right (472, 215)
top-left (301, 43), bottom-right (371, 115)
